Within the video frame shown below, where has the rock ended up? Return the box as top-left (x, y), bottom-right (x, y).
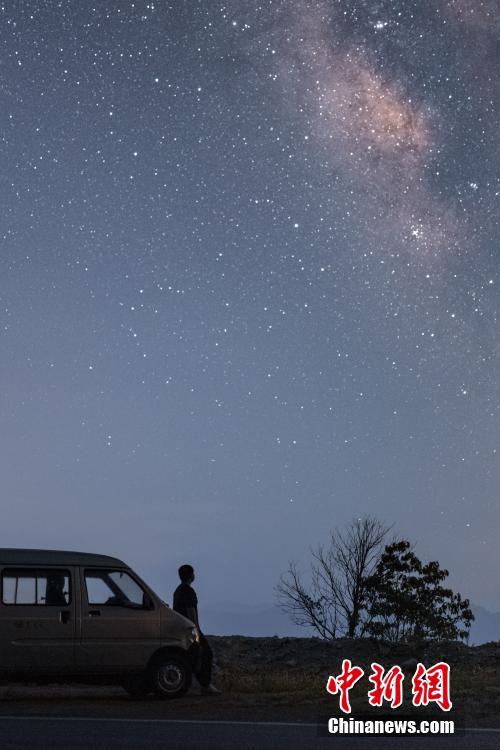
top-left (400, 658), bottom-right (418, 671)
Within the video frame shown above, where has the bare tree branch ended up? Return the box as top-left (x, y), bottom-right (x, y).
top-left (275, 516), bottom-right (390, 640)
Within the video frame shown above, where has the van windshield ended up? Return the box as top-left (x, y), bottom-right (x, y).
top-left (85, 569), bottom-right (149, 608)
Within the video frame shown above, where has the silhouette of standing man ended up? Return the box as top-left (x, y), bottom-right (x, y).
top-left (173, 564), bottom-right (221, 695)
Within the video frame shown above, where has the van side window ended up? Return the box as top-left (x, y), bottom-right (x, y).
top-left (85, 569), bottom-right (149, 608)
top-left (2, 569), bottom-right (71, 606)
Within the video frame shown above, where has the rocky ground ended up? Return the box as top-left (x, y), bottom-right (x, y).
top-left (0, 636), bottom-right (498, 726)
top-left (209, 635), bottom-right (500, 724)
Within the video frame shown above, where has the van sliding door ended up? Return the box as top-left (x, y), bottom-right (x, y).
top-left (0, 566), bottom-right (76, 675)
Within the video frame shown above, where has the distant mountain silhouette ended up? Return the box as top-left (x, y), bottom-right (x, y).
top-left (204, 600), bottom-right (500, 644)
top-left (203, 601), bottom-right (307, 638)
top-left (469, 604), bottom-right (500, 645)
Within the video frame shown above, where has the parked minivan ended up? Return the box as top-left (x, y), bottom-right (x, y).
top-left (0, 549), bottom-right (200, 698)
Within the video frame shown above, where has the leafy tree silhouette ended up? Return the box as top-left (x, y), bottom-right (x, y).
top-left (365, 540), bottom-right (474, 643)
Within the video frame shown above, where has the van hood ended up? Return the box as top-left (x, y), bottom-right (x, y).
top-left (159, 601), bottom-right (196, 644)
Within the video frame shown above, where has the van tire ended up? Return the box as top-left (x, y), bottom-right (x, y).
top-left (121, 673), bottom-right (152, 698)
top-left (150, 652), bottom-right (192, 699)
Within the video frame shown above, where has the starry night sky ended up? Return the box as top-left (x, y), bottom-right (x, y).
top-left (1, 1), bottom-right (500, 624)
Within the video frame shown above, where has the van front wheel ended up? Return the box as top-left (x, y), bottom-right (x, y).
top-left (151, 652), bottom-right (191, 699)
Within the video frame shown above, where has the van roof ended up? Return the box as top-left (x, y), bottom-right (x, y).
top-left (0, 549), bottom-right (127, 567)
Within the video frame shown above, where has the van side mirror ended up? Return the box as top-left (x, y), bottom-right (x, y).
top-left (142, 593), bottom-right (154, 610)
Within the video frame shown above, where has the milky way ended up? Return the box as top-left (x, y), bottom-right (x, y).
top-left (0, 1), bottom-right (499, 623)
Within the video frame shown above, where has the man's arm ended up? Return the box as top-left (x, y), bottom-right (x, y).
top-left (186, 587), bottom-right (200, 630)
top-left (186, 606), bottom-right (199, 628)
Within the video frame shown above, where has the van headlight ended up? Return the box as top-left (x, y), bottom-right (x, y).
top-left (192, 627), bottom-right (200, 643)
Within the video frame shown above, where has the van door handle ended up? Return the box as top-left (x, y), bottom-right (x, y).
top-left (59, 610), bottom-right (71, 624)
top-left (88, 610), bottom-right (101, 617)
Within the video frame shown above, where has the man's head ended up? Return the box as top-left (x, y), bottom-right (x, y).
top-left (178, 564), bottom-right (195, 583)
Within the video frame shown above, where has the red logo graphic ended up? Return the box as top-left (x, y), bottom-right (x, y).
top-left (326, 659), bottom-right (365, 714)
top-left (326, 660), bottom-right (452, 714)
top-left (412, 662), bottom-right (452, 711)
top-left (368, 662), bottom-right (404, 709)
